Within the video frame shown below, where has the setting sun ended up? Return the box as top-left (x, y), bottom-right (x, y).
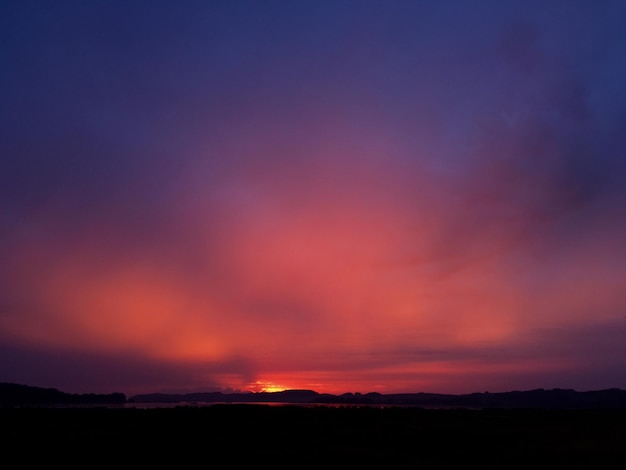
top-left (251, 381), bottom-right (287, 393)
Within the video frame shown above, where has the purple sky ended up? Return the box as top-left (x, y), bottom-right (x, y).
top-left (1, 0), bottom-right (626, 397)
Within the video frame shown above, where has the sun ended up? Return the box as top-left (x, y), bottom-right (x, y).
top-left (251, 381), bottom-right (287, 393)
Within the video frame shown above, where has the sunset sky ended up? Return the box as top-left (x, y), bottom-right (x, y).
top-left (1, 1), bottom-right (626, 397)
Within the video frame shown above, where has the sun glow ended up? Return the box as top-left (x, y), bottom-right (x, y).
top-left (251, 381), bottom-right (287, 393)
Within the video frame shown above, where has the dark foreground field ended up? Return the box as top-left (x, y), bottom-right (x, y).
top-left (2, 405), bottom-right (626, 467)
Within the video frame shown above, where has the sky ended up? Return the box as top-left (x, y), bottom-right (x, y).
top-left (1, 0), bottom-right (626, 397)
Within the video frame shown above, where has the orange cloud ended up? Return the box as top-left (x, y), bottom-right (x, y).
top-left (3, 129), bottom-right (625, 395)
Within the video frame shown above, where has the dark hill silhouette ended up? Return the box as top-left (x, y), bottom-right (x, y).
top-left (129, 387), bottom-right (626, 409)
top-left (3, 382), bottom-right (626, 409)
top-left (0, 382), bottom-right (126, 406)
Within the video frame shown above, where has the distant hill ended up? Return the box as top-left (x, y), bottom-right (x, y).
top-left (3, 382), bottom-right (626, 409)
top-left (0, 382), bottom-right (126, 406)
top-left (129, 387), bottom-right (626, 409)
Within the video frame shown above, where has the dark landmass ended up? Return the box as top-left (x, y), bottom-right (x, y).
top-left (129, 387), bottom-right (626, 409)
top-left (2, 383), bottom-right (626, 465)
top-left (0, 382), bottom-right (126, 406)
top-left (2, 403), bottom-right (626, 466)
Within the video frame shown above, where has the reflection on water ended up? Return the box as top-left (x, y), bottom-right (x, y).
top-left (11, 401), bottom-right (465, 409)
top-left (121, 401), bottom-right (446, 409)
